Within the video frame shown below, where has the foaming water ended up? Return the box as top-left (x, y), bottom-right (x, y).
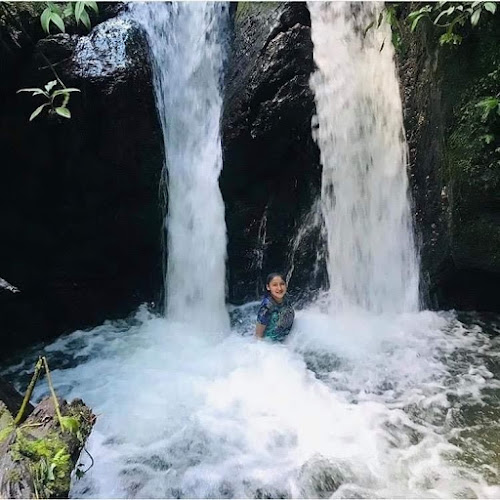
top-left (131, 2), bottom-right (229, 331)
top-left (3, 307), bottom-right (500, 498)
top-left (308, 2), bottom-right (419, 314)
top-left (2, 2), bottom-right (500, 498)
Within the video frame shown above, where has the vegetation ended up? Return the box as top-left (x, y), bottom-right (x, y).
top-left (0, 1), bottom-right (100, 122)
top-left (17, 80), bottom-right (80, 121)
top-left (40, 1), bottom-right (98, 34)
top-left (0, 357), bottom-right (95, 498)
top-left (408, 1), bottom-right (497, 46)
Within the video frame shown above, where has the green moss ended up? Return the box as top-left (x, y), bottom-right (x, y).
top-left (5, 469), bottom-right (22, 483)
top-left (439, 16), bottom-right (500, 271)
top-left (0, 404), bottom-right (14, 443)
top-left (235, 2), bottom-right (280, 22)
top-left (13, 430), bottom-right (72, 498)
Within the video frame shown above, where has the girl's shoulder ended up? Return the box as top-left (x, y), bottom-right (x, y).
top-left (260, 295), bottom-right (273, 308)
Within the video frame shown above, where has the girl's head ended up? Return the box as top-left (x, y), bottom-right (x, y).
top-left (266, 272), bottom-right (287, 303)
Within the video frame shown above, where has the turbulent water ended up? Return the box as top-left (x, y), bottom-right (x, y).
top-left (2, 2), bottom-right (500, 499)
top-left (3, 307), bottom-right (500, 498)
top-left (309, 2), bottom-right (419, 314)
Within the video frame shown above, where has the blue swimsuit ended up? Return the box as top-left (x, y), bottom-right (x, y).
top-left (257, 295), bottom-right (295, 341)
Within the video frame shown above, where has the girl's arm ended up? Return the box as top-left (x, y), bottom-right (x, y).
top-left (255, 323), bottom-right (266, 338)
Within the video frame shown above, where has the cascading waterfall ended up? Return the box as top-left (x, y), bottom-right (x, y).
top-left (308, 2), bottom-right (420, 314)
top-left (133, 2), bottom-right (229, 331)
top-left (2, 3), bottom-right (500, 499)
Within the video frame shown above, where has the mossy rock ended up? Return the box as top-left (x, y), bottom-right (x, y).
top-left (441, 17), bottom-right (500, 273)
top-left (0, 396), bottom-right (95, 499)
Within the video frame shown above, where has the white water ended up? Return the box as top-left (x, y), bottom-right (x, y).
top-left (2, 2), bottom-right (500, 499)
top-left (3, 307), bottom-right (500, 498)
top-left (309, 2), bottom-right (420, 314)
top-left (132, 2), bottom-right (229, 331)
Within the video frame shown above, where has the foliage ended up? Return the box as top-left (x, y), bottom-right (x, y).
top-left (14, 430), bottom-right (72, 499)
top-left (0, 357), bottom-right (96, 497)
top-left (408, 1), bottom-right (497, 46)
top-left (476, 96), bottom-right (500, 122)
top-left (17, 80), bottom-right (80, 121)
top-left (40, 1), bottom-right (98, 34)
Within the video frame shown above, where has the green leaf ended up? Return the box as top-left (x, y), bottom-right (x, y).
top-left (44, 80), bottom-right (58, 93)
top-left (52, 88), bottom-right (81, 97)
top-left (470, 8), bottom-right (481, 26)
top-left (63, 3), bottom-right (74, 18)
top-left (75, 468), bottom-right (85, 479)
top-left (17, 87), bottom-right (43, 94)
top-left (434, 6), bottom-right (455, 24)
top-left (47, 2), bottom-right (62, 16)
top-left (29, 103), bottom-right (49, 121)
top-left (481, 134), bottom-right (495, 144)
top-left (47, 462), bottom-right (56, 482)
top-left (471, 0), bottom-right (482, 8)
top-left (87, 1), bottom-right (99, 14)
top-left (40, 7), bottom-right (52, 34)
top-left (484, 2), bottom-right (497, 14)
top-left (439, 32), bottom-right (462, 45)
top-left (55, 106), bottom-right (71, 118)
top-left (31, 89), bottom-right (49, 97)
top-left (50, 12), bottom-right (66, 33)
top-left (410, 14), bottom-right (425, 32)
top-left (60, 415), bottom-right (79, 432)
top-left (79, 8), bottom-right (91, 30)
top-left (75, 1), bottom-right (85, 23)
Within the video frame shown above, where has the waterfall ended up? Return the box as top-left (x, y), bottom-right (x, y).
top-left (308, 2), bottom-right (420, 314)
top-left (132, 3), bottom-right (230, 331)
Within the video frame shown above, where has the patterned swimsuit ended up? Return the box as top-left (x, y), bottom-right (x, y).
top-left (256, 295), bottom-right (295, 341)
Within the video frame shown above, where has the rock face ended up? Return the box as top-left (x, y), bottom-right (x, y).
top-left (0, 8), bottom-right (163, 357)
top-left (400, 14), bottom-right (500, 311)
top-left (221, 2), bottom-right (324, 304)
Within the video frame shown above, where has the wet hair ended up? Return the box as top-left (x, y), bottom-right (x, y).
top-left (266, 272), bottom-right (286, 286)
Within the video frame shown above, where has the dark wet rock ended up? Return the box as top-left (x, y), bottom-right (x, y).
top-left (221, 2), bottom-right (324, 304)
top-left (400, 10), bottom-right (500, 311)
top-left (0, 13), bottom-right (163, 358)
top-left (0, 375), bottom-right (33, 417)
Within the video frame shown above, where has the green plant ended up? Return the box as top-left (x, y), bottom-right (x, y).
top-left (40, 1), bottom-right (98, 34)
top-left (17, 80), bottom-right (80, 121)
top-left (476, 96), bottom-right (500, 121)
top-left (475, 96), bottom-right (500, 144)
top-left (408, 1), bottom-right (497, 46)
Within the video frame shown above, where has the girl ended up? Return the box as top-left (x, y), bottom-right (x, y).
top-left (255, 272), bottom-right (295, 341)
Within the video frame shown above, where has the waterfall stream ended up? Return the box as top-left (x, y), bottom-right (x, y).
top-left (2, 2), bottom-right (500, 498)
top-left (309, 2), bottom-right (419, 314)
top-left (133, 2), bottom-right (229, 332)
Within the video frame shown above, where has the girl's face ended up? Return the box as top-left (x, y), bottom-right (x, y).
top-left (267, 276), bottom-right (287, 303)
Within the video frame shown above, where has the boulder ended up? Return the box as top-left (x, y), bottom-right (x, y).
top-left (221, 2), bottom-right (324, 304)
top-left (400, 8), bottom-right (500, 311)
top-left (0, 12), bottom-right (163, 357)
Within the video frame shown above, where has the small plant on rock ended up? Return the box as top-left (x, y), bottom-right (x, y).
top-left (17, 80), bottom-right (80, 121)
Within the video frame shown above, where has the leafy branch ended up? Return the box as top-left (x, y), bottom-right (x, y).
top-left (17, 80), bottom-right (80, 121)
top-left (40, 1), bottom-right (98, 34)
top-left (408, 1), bottom-right (497, 45)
